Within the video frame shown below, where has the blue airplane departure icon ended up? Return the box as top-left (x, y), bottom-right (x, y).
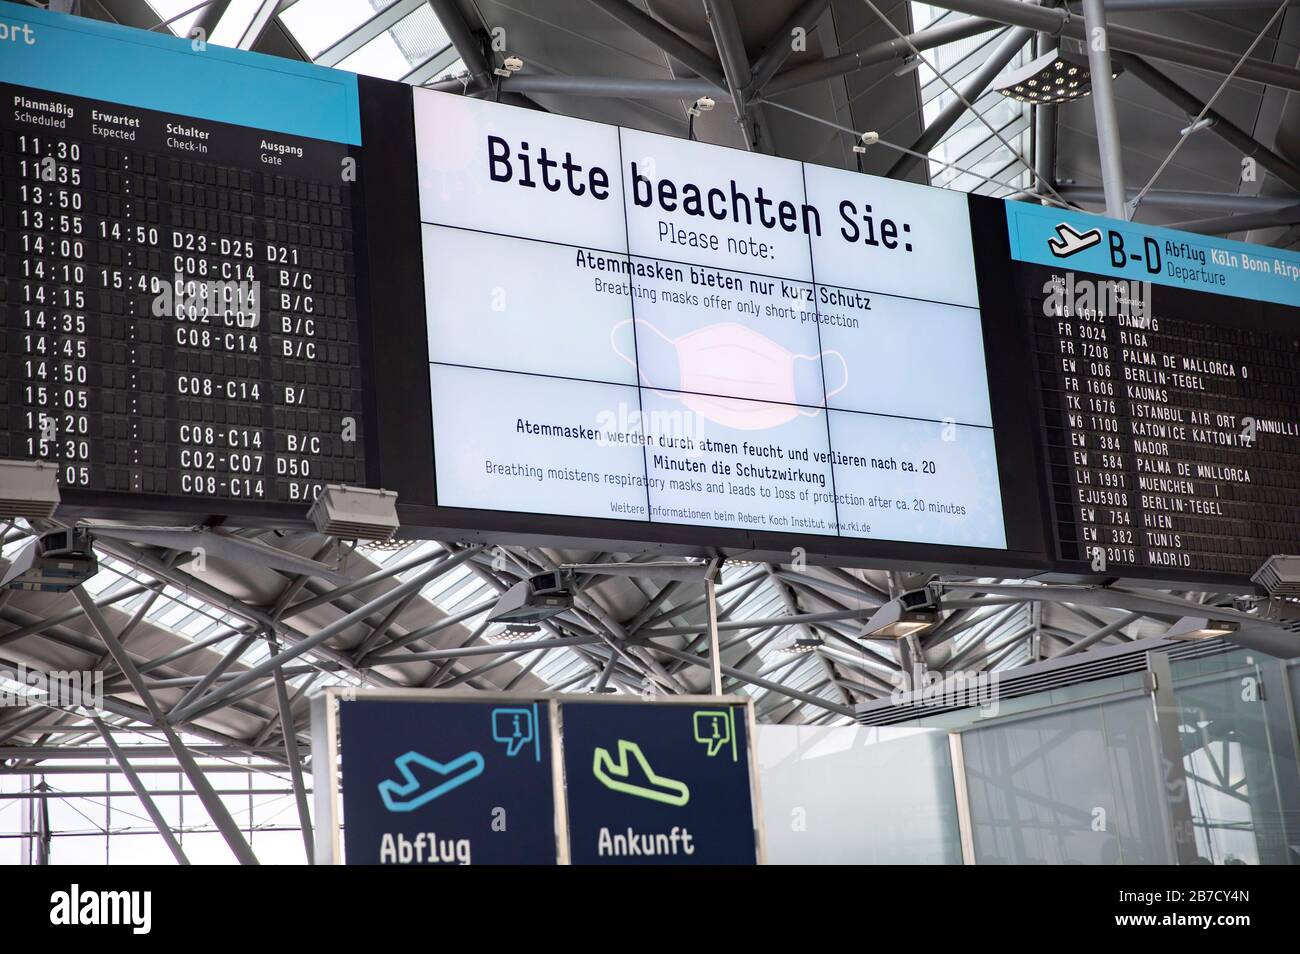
top-left (377, 750), bottom-right (485, 812)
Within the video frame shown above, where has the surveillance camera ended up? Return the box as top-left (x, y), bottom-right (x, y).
top-left (495, 55), bottom-right (524, 76)
top-left (852, 131), bottom-right (879, 154)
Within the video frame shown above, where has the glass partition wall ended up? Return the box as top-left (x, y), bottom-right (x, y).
top-left (762, 643), bottom-right (1300, 864)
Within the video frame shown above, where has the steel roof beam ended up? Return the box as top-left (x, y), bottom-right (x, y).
top-left (0, 744), bottom-right (284, 760)
top-left (0, 581), bottom-right (153, 650)
top-left (649, 643), bottom-right (856, 718)
top-left (925, 0), bottom-right (1300, 91)
top-left (73, 587), bottom-right (260, 865)
top-left (750, 0), bottom-right (836, 93)
top-left (1115, 53), bottom-right (1300, 194)
top-left (642, 606), bottom-right (881, 637)
top-left (188, 0), bottom-right (230, 41)
top-left (315, 0), bottom-right (426, 67)
top-left (770, 569), bottom-right (886, 606)
top-left (349, 588), bottom-right (432, 663)
top-left (428, 0), bottom-right (494, 89)
top-left (92, 716), bottom-right (190, 864)
top-left (703, 0), bottom-right (760, 150)
top-left (167, 633), bottom-right (259, 721)
top-left (268, 637), bottom-right (314, 862)
top-left (763, 15), bottom-right (1003, 96)
top-left (764, 565), bottom-right (853, 705)
top-left (170, 550), bottom-right (481, 724)
top-left (255, 673), bottom-right (320, 747)
top-left (583, 0), bottom-right (729, 89)
top-left (487, 74), bottom-right (723, 99)
top-left (235, 0), bottom-right (281, 50)
top-left (365, 635), bottom-right (602, 664)
top-left (885, 26), bottom-right (1032, 181)
top-left (1055, 186), bottom-right (1300, 211)
top-left (1096, 0), bottom-right (1296, 10)
top-left (1166, 203), bottom-right (1300, 232)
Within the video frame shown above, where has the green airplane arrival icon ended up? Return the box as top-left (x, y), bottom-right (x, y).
top-left (592, 740), bottom-right (690, 806)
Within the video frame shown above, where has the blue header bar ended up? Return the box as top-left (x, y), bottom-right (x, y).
top-left (0, 1), bottom-right (360, 144)
top-left (1005, 199), bottom-right (1300, 309)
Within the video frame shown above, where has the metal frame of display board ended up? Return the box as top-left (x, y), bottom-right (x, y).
top-left (312, 687), bottom-right (766, 865)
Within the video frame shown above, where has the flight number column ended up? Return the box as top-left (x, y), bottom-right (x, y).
top-left (1035, 279), bottom-right (1139, 569)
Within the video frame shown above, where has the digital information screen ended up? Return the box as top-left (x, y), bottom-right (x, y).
top-left (0, 5), bottom-right (367, 516)
top-left (413, 91), bottom-right (1008, 552)
top-left (1008, 202), bottom-right (1300, 584)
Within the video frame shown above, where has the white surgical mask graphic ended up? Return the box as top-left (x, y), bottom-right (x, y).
top-left (613, 319), bottom-right (847, 430)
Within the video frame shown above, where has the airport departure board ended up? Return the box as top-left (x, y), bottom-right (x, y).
top-left (12, 2), bottom-right (1300, 589)
top-left (0, 6), bottom-right (367, 515)
top-left (1008, 203), bottom-right (1300, 584)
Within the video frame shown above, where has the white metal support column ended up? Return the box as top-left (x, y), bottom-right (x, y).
top-left (1081, 0), bottom-right (1128, 218)
top-left (1146, 650), bottom-right (1200, 864)
top-left (705, 563), bottom-right (723, 695)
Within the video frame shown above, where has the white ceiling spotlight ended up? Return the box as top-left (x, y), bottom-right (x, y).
top-left (487, 623), bottom-right (544, 643)
top-left (773, 634), bottom-right (825, 655)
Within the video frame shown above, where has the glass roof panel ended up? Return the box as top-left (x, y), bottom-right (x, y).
top-left (910, 2), bottom-right (1034, 197)
top-left (280, 0), bottom-right (401, 59)
top-left (209, 0), bottom-right (266, 47)
top-left (335, 4), bottom-right (451, 80)
top-left (145, 0), bottom-right (202, 37)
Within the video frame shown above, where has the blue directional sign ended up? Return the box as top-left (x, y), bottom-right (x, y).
top-left (560, 701), bottom-right (760, 865)
top-left (1005, 199), bottom-right (1300, 308)
top-left (338, 699), bottom-right (557, 865)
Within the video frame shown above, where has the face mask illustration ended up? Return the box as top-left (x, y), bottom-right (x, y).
top-left (613, 319), bottom-right (847, 430)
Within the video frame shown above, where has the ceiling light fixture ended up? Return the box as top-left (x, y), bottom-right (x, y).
top-left (487, 623), bottom-right (543, 643)
top-left (1165, 616), bottom-right (1240, 641)
top-left (861, 588), bottom-right (940, 640)
top-left (774, 634), bottom-right (824, 655)
top-left (993, 49), bottom-right (1120, 106)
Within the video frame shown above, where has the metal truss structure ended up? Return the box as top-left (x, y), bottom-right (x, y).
top-left (5, 0), bottom-right (1300, 864)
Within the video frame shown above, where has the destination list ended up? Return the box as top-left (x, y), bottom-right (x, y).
top-left (1028, 264), bottom-right (1300, 579)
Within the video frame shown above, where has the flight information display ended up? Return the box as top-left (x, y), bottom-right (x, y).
top-left (0, 5), bottom-right (367, 514)
top-left (413, 91), bottom-right (1008, 551)
top-left (38, 1), bottom-right (1300, 588)
top-left (1008, 202), bottom-right (1300, 584)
